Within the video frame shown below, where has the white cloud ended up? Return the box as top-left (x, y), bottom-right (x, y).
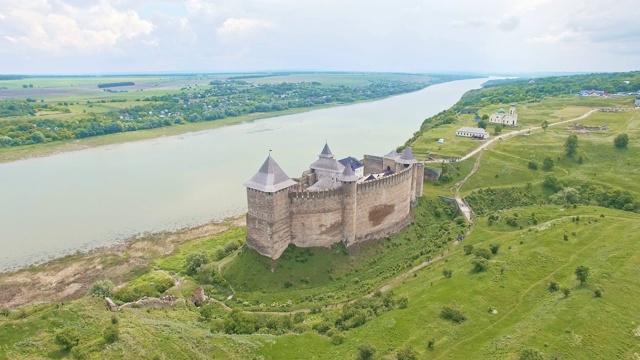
top-left (216, 18), bottom-right (273, 38)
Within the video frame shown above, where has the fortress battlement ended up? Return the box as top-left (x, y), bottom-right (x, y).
top-left (244, 143), bottom-right (424, 259)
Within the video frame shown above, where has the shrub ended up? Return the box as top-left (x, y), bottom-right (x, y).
top-left (397, 295), bottom-right (409, 309)
top-left (474, 248), bottom-right (491, 260)
top-left (103, 325), bottom-right (119, 344)
top-left (489, 244), bottom-right (500, 254)
top-left (55, 327), bottom-right (80, 350)
top-left (0, 308), bottom-right (9, 317)
top-left (542, 157), bottom-right (554, 171)
top-left (463, 244), bottom-right (474, 255)
top-left (594, 289), bottom-right (603, 298)
top-left (575, 265), bottom-right (590, 284)
top-left (427, 339), bottom-right (435, 349)
top-left (563, 234), bottom-right (569, 241)
top-left (442, 269), bottom-right (453, 278)
top-left (110, 315), bottom-right (119, 325)
top-left (614, 133), bottom-right (629, 148)
top-left (331, 332), bottom-right (345, 345)
top-left (519, 348), bottom-right (545, 360)
top-left (548, 281), bottom-right (560, 292)
top-left (185, 251), bottom-right (210, 275)
top-left (562, 287), bottom-right (571, 298)
top-left (441, 304), bottom-right (467, 323)
top-left (88, 280), bottom-right (115, 297)
top-left (527, 161), bottom-right (538, 170)
top-left (357, 344), bottom-right (376, 360)
top-left (472, 257), bottom-right (489, 272)
top-left (396, 344), bottom-right (418, 360)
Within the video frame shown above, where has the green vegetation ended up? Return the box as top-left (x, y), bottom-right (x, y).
top-left (1, 72), bottom-right (640, 359)
top-left (614, 133), bottom-right (629, 148)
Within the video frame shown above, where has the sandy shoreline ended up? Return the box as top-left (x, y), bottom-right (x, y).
top-left (0, 215), bottom-right (246, 309)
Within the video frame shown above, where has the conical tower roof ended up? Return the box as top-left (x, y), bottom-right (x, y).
top-left (338, 162), bottom-right (359, 182)
top-left (319, 142), bottom-right (334, 158)
top-left (384, 149), bottom-right (400, 159)
top-left (397, 146), bottom-right (419, 164)
top-left (244, 155), bottom-right (297, 192)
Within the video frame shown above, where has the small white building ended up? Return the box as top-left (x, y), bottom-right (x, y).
top-left (456, 127), bottom-right (489, 139)
top-left (490, 104), bottom-right (518, 126)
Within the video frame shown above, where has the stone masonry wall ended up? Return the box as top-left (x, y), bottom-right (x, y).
top-left (246, 188), bottom-right (291, 259)
top-left (354, 166), bottom-right (413, 243)
top-left (363, 155), bottom-right (383, 174)
top-left (289, 188), bottom-right (344, 248)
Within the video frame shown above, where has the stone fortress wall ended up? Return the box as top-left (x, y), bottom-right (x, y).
top-left (244, 146), bottom-right (424, 260)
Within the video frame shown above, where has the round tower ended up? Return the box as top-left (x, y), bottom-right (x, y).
top-left (339, 164), bottom-right (358, 247)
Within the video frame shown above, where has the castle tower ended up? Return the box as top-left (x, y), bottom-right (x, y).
top-left (244, 154), bottom-right (297, 259)
top-left (396, 147), bottom-right (422, 202)
top-left (338, 165), bottom-right (359, 246)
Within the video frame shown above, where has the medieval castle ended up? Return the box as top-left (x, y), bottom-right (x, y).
top-left (244, 143), bottom-right (424, 259)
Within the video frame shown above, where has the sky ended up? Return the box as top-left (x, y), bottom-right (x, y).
top-left (0, 0), bottom-right (639, 75)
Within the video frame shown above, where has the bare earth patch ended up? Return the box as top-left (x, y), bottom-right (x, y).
top-left (0, 216), bottom-right (245, 309)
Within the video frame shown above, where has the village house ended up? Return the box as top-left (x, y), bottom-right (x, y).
top-left (456, 126), bottom-right (489, 139)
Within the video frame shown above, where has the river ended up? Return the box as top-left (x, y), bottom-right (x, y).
top-left (0, 77), bottom-right (489, 272)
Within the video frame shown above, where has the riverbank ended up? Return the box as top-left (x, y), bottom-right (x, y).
top-left (0, 104), bottom-right (350, 164)
top-left (0, 216), bottom-right (245, 309)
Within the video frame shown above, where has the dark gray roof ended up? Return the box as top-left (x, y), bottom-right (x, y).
top-left (310, 157), bottom-right (345, 173)
top-left (396, 147), bottom-right (419, 164)
top-left (307, 177), bottom-right (341, 191)
top-left (319, 142), bottom-right (334, 158)
top-left (338, 163), bottom-right (359, 182)
top-left (244, 155), bottom-right (297, 192)
top-left (384, 149), bottom-right (400, 159)
top-left (338, 156), bottom-right (363, 170)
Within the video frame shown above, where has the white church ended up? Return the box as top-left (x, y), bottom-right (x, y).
top-left (490, 104), bottom-right (518, 126)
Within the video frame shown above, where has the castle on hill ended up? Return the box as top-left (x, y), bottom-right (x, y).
top-left (489, 104), bottom-right (518, 126)
top-left (244, 143), bottom-right (424, 259)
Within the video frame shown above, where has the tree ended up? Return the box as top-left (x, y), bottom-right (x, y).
top-left (472, 257), bottom-right (489, 272)
top-left (55, 327), bottom-right (80, 350)
top-left (442, 269), bottom-right (453, 278)
top-left (565, 134), bottom-right (579, 157)
top-left (575, 265), bottom-right (590, 284)
top-left (463, 244), bottom-right (474, 255)
top-left (489, 244), bottom-right (500, 254)
top-left (614, 133), bottom-right (629, 148)
top-left (519, 348), bottom-right (545, 360)
top-left (494, 124), bottom-right (503, 135)
top-left (185, 251), bottom-right (210, 275)
top-left (478, 120), bottom-right (487, 129)
top-left (527, 161), bottom-right (538, 170)
top-left (541, 120), bottom-right (549, 132)
top-left (474, 248), bottom-right (491, 260)
top-left (88, 280), bottom-right (115, 297)
top-left (103, 325), bottom-right (119, 343)
top-left (357, 344), bottom-right (376, 360)
top-left (481, 114), bottom-right (489, 121)
top-left (542, 157), bottom-right (554, 171)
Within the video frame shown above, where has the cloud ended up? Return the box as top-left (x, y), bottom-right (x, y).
top-left (216, 18), bottom-right (273, 38)
top-left (451, 19), bottom-right (486, 28)
top-left (1, 1), bottom-right (153, 53)
top-left (498, 16), bottom-right (520, 31)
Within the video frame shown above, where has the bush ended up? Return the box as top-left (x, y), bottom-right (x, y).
top-left (562, 287), bottom-right (571, 298)
top-left (474, 248), bottom-right (491, 260)
top-left (357, 344), bottom-right (376, 360)
top-left (0, 308), bottom-right (9, 317)
top-left (489, 244), bottom-right (500, 254)
top-left (542, 157), bottom-right (554, 171)
top-left (110, 315), bottom-right (118, 325)
top-left (55, 327), bottom-right (80, 350)
top-left (396, 344), bottom-right (418, 360)
top-left (397, 295), bottom-right (409, 309)
top-left (594, 289), bottom-right (603, 298)
top-left (519, 348), bottom-right (545, 360)
top-left (614, 133), bottom-right (629, 148)
top-left (427, 339), bottom-right (435, 349)
top-left (185, 251), bottom-right (210, 275)
top-left (548, 281), bottom-right (560, 292)
top-left (442, 269), bottom-right (453, 278)
top-left (463, 244), bottom-right (474, 255)
top-left (88, 280), bottom-right (115, 297)
top-left (103, 325), bottom-right (119, 344)
top-left (472, 257), bottom-right (489, 272)
top-left (527, 161), bottom-right (538, 170)
top-left (441, 304), bottom-right (467, 323)
top-left (331, 332), bottom-right (345, 345)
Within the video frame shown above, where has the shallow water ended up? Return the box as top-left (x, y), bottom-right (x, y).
top-left (0, 77), bottom-right (489, 272)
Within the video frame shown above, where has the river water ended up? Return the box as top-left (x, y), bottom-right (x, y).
top-left (0, 77), bottom-right (488, 272)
